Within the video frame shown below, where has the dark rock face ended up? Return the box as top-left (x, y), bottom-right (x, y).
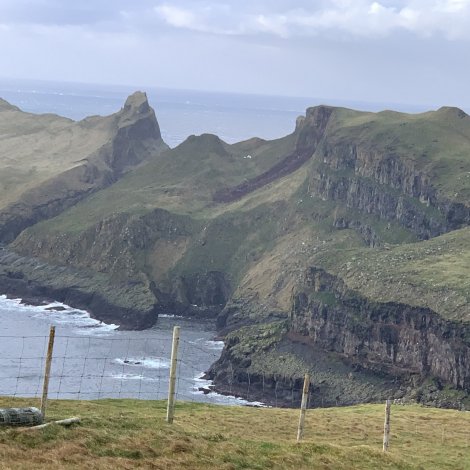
top-left (208, 266), bottom-right (470, 407)
top-left (13, 208), bottom-right (193, 279)
top-left (9, 208), bottom-right (232, 323)
top-left (291, 268), bottom-right (470, 391)
top-left (0, 249), bottom-right (158, 330)
top-left (207, 320), bottom-right (407, 408)
top-left (108, 92), bottom-right (167, 176)
top-left (332, 216), bottom-right (381, 247)
top-left (309, 144), bottom-right (470, 239)
top-left (177, 271), bottom-right (230, 310)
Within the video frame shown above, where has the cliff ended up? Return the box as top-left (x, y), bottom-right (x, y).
top-left (1, 98), bottom-right (469, 408)
top-left (0, 248), bottom-right (158, 329)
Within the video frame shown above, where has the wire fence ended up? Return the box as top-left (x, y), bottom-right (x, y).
top-left (0, 326), bottom-right (469, 456)
top-left (0, 330), bottom-right (224, 403)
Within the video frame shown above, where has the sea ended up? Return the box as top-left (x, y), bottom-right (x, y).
top-left (0, 78), bottom-right (430, 405)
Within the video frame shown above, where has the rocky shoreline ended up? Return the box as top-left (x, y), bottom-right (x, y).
top-left (1, 95), bottom-right (469, 410)
top-left (2, 245), bottom-right (469, 410)
top-left (0, 248), bottom-right (159, 330)
top-left (207, 323), bottom-right (470, 410)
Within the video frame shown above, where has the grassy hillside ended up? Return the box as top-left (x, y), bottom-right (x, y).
top-left (0, 99), bottom-right (117, 209)
top-left (9, 101), bottom-right (469, 323)
top-left (313, 226), bottom-right (470, 322)
top-left (329, 106), bottom-right (470, 202)
top-left (0, 92), bottom-right (169, 244)
top-left (17, 104), bottom-right (470, 238)
top-left (0, 398), bottom-right (469, 469)
top-left (3, 101), bottom-right (470, 408)
top-left (22, 132), bottom-right (298, 234)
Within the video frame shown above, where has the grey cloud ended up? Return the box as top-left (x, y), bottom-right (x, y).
top-left (0, 0), bottom-right (154, 26)
top-left (3, 1), bottom-right (470, 40)
top-left (0, 0), bottom-right (469, 110)
top-left (153, 0), bottom-right (470, 40)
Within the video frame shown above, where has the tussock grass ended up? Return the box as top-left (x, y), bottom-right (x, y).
top-left (0, 398), bottom-right (469, 469)
top-left (315, 226), bottom-right (470, 321)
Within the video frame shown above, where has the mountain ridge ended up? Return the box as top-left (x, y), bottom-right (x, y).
top-left (0, 91), bottom-right (168, 242)
top-left (1, 93), bottom-right (469, 408)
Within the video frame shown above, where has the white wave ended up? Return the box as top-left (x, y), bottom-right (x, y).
top-left (187, 338), bottom-right (224, 351)
top-left (204, 340), bottom-right (224, 350)
top-left (109, 373), bottom-right (159, 382)
top-left (192, 373), bottom-right (268, 407)
top-left (0, 295), bottom-right (22, 304)
top-left (114, 357), bottom-right (170, 369)
top-left (0, 294), bottom-right (119, 334)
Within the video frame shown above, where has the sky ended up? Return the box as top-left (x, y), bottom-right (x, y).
top-left (0, 0), bottom-right (469, 108)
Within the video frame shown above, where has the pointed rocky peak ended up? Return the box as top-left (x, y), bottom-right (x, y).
top-left (123, 91), bottom-right (151, 115)
top-left (0, 97), bottom-right (20, 112)
top-left (106, 91), bottom-right (169, 175)
top-left (305, 105), bottom-right (336, 128)
top-left (294, 105), bottom-right (335, 150)
top-left (113, 91), bottom-right (167, 147)
top-left (117, 91), bottom-right (154, 125)
top-left (295, 115), bottom-right (306, 132)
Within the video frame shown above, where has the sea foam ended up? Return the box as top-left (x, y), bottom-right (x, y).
top-left (0, 295), bottom-right (119, 334)
top-left (114, 357), bottom-right (170, 369)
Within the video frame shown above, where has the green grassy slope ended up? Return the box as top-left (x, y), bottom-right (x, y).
top-left (10, 103), bottom-right (470, 325)
top-left (23, 131), bottom-right (297, 234)
top-left (313, 226), bottom-right (470, 321)
top-left (21, 104), bottom-right (470, 235)
top-left (0, 398), bottom-right (469, 470)
top-left (0, 101), bottom-right (114, 209)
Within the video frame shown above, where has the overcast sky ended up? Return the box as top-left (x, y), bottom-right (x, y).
top-left (1, 0), bottom-right (469, 108)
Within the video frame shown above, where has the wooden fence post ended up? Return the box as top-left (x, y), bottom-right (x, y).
top-left (40, 326), bottom-right (56, 419)
top-left (297, 373), bottom-right (310, 442)
top-left (166, 326), bottom-right (180, 424)
top-left (383, 399), bottom-right (391, 452)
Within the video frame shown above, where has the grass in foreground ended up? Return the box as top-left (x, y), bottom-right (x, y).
top-left (0, 398), bottom-right (469, 469)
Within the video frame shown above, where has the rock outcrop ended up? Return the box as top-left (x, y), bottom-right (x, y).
top-left (291, 267), bottom-right (470, 390)
top-left (309, 144), bottom-right (469, 240)
top-left (0, 92), bottom-right (168, 243)
top-left (0, 248), bottom-right (158, 329)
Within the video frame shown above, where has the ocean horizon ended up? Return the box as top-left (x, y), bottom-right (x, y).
top-left (0, 77), bottom-right (432, 148)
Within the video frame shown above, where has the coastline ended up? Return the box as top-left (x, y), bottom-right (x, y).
top-left (0, 248), bottom-right (159, 330)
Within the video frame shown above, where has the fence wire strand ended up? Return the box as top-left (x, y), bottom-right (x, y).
top-left (1, 331), bottom-right (469, 457)
top-left (0, 333), bottom-right (235, 403)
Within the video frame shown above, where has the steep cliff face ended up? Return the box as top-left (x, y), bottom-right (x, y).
top-left (0, 92), bottom-right (168, 243)
top-left (209, 219), bottom-right (470, 406)
top-left (0, 248), bottom-right (158, 329)
top-left (291, 267), bottom-right (470, 391)
top-left (13, 209), bottom-right (193, 277)
top-left (105, 91), bottom-right (167, 176)
top-left (12, 207), bottom-right (232, 320)
top-left (309, 143), bottom-right (469, 240)
top-left (208, 264), bottom-right (470, 407)
top-left (206, 105), bottom-right (470, 405)
top-left (2, 99), bottom-right (470, 405)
